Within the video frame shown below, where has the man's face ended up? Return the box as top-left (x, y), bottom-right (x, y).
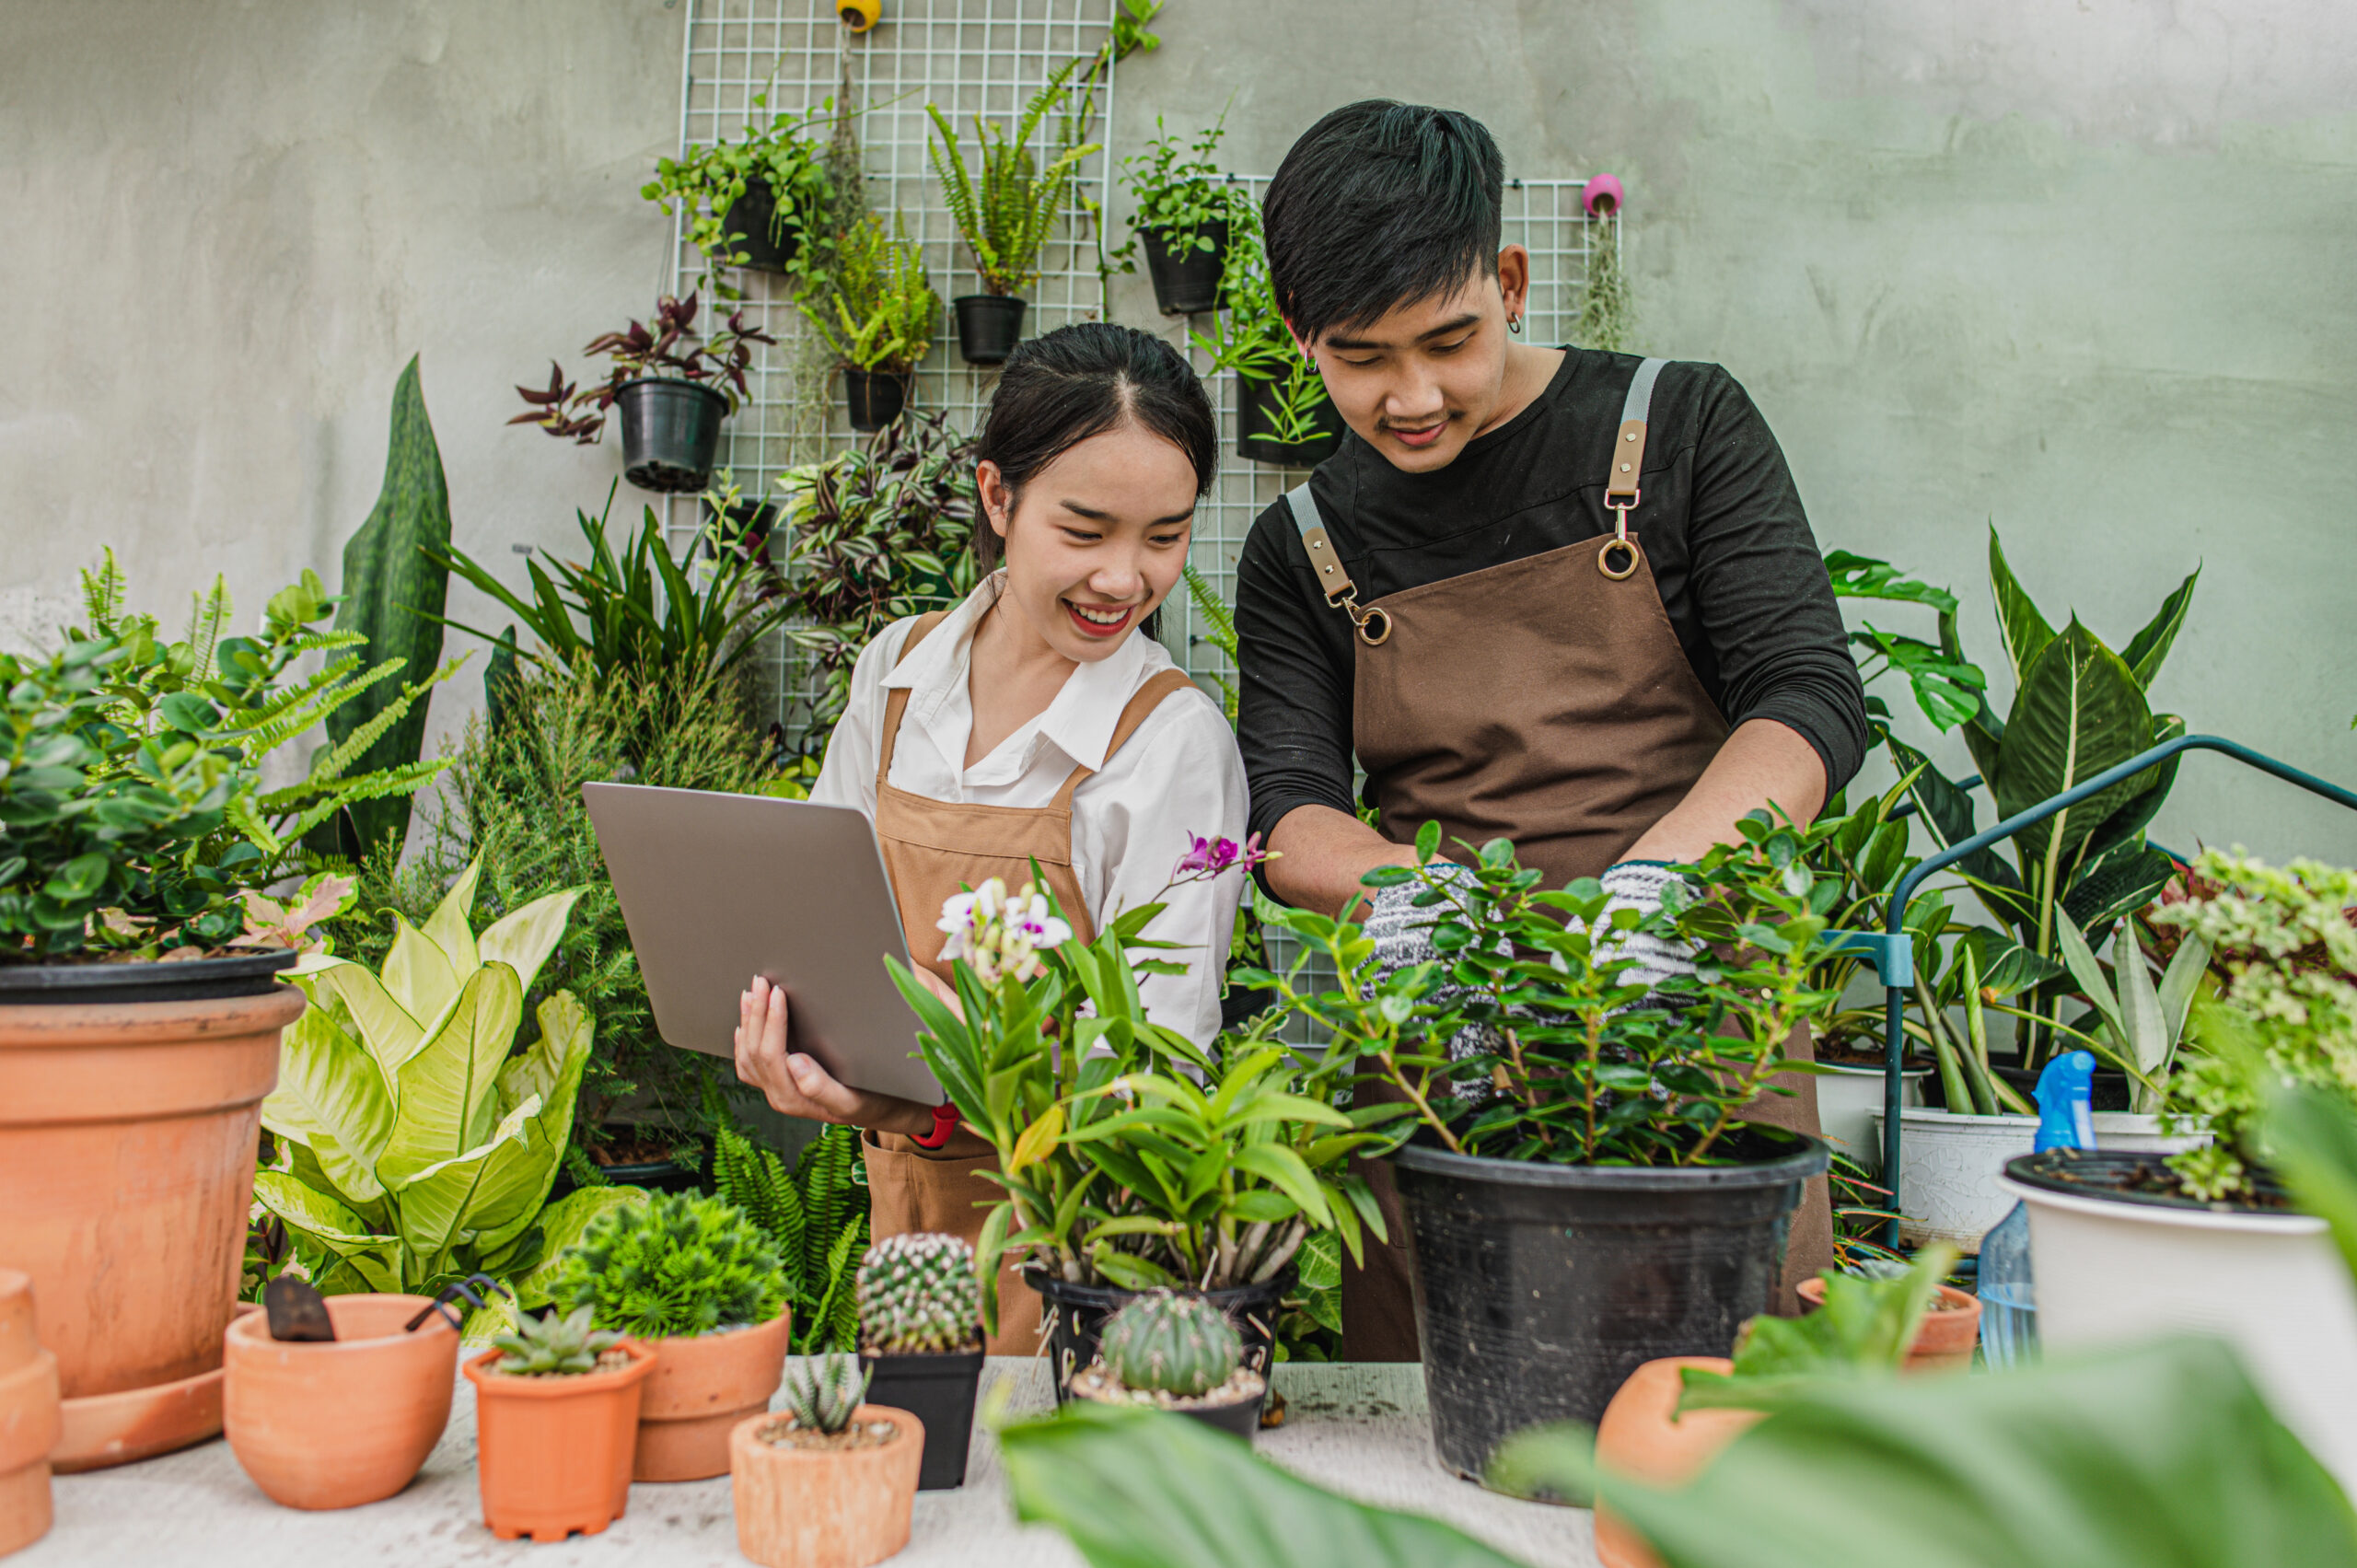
top-left (1302, 256), bottom-right (1517, 474)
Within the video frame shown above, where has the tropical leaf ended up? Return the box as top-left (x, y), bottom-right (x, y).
top-left (252, 1171), bottom-right (403, 1293)
top-left (302, 959), bottom-right (424, 1076)
top-left (379, 962), bottom-right (524, 1184)
top-left (2060, 840), bottom-right (2175, 935)
top-left (420, 856), bottom-right (481, 979)
top-left (475, 885), bottom-right (586, 1000)
top-left (1991, 620), bottom-right (2154, 875)
top-left (2120, 565), bottom-right (2200, 690)
top-left (470, 993), bottom-right (595, 1250)
top-left (391, 1097), bottom-right (537, 1264)
top-left (1987, 527), bottom-right (2056, 686)
top-left (261, 998), bottom-right (394, 1196)
top-left (1823, 550), bottom-right (1960, 613)
top-left (379, 914), bottom-right (459, 1026)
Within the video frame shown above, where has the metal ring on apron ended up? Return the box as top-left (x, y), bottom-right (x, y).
top-left (1353, 602), bottom-right (1394, 645)
top-left (1598, 502), bottom-right (1641, 580)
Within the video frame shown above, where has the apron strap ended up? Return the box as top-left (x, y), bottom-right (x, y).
top-left (1599, 357), bottom-right (1669, 581)
top-left (876, 610), bottom-right (954, 796)
top-left (1048, 668), bottom-right (1195, 811)
top-left (1285, 483), bottom-right (1393, 647)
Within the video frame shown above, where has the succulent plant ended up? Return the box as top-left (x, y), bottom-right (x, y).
top-left (542, 1191), bottom-right (786, 1340)
top-left (493, 1305), bottom-right (628, 1377)
top-left (1098, 1291), bottom-right (1241, 1399)
top-left (781, 1351), bottom-right (872, 1435)
top-left (857, 1232), bottom-right (982, 1355)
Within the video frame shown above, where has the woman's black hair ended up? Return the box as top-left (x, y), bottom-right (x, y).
top-left (972, 322), bottom-right (1216, 587)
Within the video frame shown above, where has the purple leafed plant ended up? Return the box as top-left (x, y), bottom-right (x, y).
top-left (511, 290), bottom-right (777, 445)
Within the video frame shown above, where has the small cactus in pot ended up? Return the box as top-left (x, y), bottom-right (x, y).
top-left (1068, 1291), bottom-right (1268, 1438)
top-left (858, 1232), bottom-right (982, 1356)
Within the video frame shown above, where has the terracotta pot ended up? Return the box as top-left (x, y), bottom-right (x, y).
top-left (729, 1403), bottom-right (923, 1568)
top-left (1593, 1357), bottom-right (1763, 1568)
top-left (463, 1342), bottom-right (655, 1543)
top-left (0, 982), bottom-right (299, 1470)
top-left (0, 1272), bottom-right (60, 1557)
top-left (223, 1295), bottom-right (457, 1509)
top-left (633, 1308), bottom-right (792, 1481)
top-left (1796, 1277), bottom-right (1983, 1373)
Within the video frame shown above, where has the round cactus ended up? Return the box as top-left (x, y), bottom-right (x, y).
top-left (1098, 1291), bottom-right (1241, 1398)
top-left (858, 1232), bottom-right (982, 1354)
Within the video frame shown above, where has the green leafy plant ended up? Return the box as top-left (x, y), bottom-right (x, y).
top-left (512, 291), bottom-right (776, 444)
top-left (715, 1121), bottom-right (871, 1353)
top-left (1109, 113), bottom-right (1250, 273)
top-left (1821, 550), bottom-right (1987, 741)
top-left (1178, 563), bottom-right (1239, 723)
top-left (926, 60), bottom-right (1101, 296)
top-left (779, 1351), bottom-right (871, 1435)
top-left (799, 211), bottom-right (938, 374)
top-left (1578, 198), bottom-right (1634, 354)
top-left (643, 95), bottom-right (833, 283)
top-left (2049, 906), bottom-right (2212, 1114)
top-left (856, 1231), bottom-right (981, 1355)
top-left (1676, 1246), bottom-right (1956, 1415)
top-left (1190, 204), bottom-right (1336, 449)
top-left (539, 1190), bottom-right (785, 1340)
top-left (492, 1305), bottom-right (628, 1377)
top-left (1097, 1291), bottom-right (1241, 1398)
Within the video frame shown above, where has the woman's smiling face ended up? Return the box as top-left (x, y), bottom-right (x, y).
top-left (979, 419), bottom-right (1198, 663)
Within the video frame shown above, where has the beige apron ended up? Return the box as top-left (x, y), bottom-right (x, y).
top-left (857, 609), bottom-right (1193, 1355)
top-left (1290, 358), bottom-right (1833, 1361)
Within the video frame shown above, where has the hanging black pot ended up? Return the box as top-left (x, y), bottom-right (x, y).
top-left (614, 377), bottom-right (727, 494)
top-left (954, 295), bottom-right (1027, 366)
top-left (1025, 1269), bottom-right (1290, 1405)
top-left (1235, 374), bottom-right (1342, 468)
top-left (858, 1347), bottom-right (983, 1489)
top-left (721, 175), bottom-right (800, 273)
top-left (842, 368), bottom-right (910, 434)
top-left (1138, 220), bottom-right (1229, 316)
top-left (1393, 1132), bottom-right (1827, 1483)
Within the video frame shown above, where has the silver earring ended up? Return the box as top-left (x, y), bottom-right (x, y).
top-left (1508, 313), bottom-right (1524, 336)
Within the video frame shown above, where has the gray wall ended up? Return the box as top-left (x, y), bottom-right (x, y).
top-left (7, 0), bottom-right (2355, 861)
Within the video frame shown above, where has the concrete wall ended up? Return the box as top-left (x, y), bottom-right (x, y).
top-left (7, 0), bottom-right (2356, 861)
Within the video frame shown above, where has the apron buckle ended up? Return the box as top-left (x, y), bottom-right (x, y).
top-left (1344, 594), bottom-right (1393, 646)
top-left (1599, 501), bottom-right (1643, 580)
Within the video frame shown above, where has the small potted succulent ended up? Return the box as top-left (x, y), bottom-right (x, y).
top-left (510, 291), bottom-right (775, 493)
top-left (536, 1191), bottom-right (792, 1482)
top-left (643, 94), bottom-right (832, 278)
top-left (730, 1353), bottom-right (923, 1568)
top-left (461, 1306), bottom-right (656, 1543)
top-left (1109, 114), bottom-right (1250, 317)
top-left (856, 1233), bottom-right (983, 1491)
top-left (1066, 1291), bottom-right (1267, 1441)
top-left (800, 212), bottom-right (937, 432)
top-left (1190, 208), bottom-right (1341, 466)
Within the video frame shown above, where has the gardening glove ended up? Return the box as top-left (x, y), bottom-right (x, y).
top-left (1567, 861), bottom-right (1703, 1006)
top-left (1358, 860), bottom-right (1503, 1075)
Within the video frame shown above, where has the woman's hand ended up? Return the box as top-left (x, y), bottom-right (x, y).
top-left (734, 976), bottom-right (936, 1137)
top-left (911, 963), bottom-right (964, 1020)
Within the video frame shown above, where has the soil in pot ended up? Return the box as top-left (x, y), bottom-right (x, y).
top-left (1138, 221), bottom-right (1228, 316)
top-left (953, 295), bottom-right (1026, 365)
top-left (859, 1347), bottom-right (982, 1489)
top-left (0, 1272), bottom-right (59, 1556)
top-left (1878, 1108), bottom-right (2209, 1250)
top-left (463, 1342), bottom-right (655, 1542)
top-left (1794, 1276), bottom-right (1981, 1373)
top-left (634, 1310), bottom-right (793, 1481)
top-left (723, 176), bottom-right (801, 273)
top-left (844, 370), bottom-right (910, 434)
top-left (588, 1126), bottom-right (704, 1193)
top-left (1392, 1129), bottom-right (1826, 1483)
top-left (223, 1294), bottom-right (457, 1510)
top-left (730, 1405), bottom-right (923, 1568)
top-left (616, 377), bottom-right (727, 494)
top-left (1235, 374), bottom-right (1341, 467)
top-left (0, 966), bottom-right (301, 1472)
top-left (1026, 1270), bottom-right (1286, 1405)
top-left (1066, 1362), bottom-right (1267, 1441)
top-left (1591, 1356), bottom-right (1761, 1568)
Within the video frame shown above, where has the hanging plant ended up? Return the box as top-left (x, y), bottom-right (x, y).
top-left (1578, 174), bottom-right (1635, 354)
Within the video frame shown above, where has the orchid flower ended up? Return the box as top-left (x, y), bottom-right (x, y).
top-left (936, 877), bottom-right (1073, 986)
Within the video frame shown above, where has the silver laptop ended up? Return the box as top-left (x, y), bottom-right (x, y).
top-left (582, 782), bottom-right (942, 1106)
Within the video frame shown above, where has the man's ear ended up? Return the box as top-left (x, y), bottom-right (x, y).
top-left (1285, 319), bottom-right (1316, 364)
top-left (1495, 244), bottom-right (1533, 321)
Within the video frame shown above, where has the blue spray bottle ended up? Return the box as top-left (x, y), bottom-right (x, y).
top-left (1976, 1050), bottom-right (2096, 1369)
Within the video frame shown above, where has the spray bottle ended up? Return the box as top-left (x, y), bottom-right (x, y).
top-left (1976, 1050), bottom-right (2096, 1369)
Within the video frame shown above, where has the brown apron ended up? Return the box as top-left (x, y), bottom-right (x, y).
top-left (857, 608), bottom-right (1194, 1355)
top-left (1290, 358), bottom-right (1833, 1361)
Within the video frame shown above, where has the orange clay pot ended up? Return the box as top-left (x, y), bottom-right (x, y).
top-left (1796, 1278), bottom-right (1984, 1373)
top-left (633, 1308), bottom-right (792, 1481)
top-left (729, 1404), bottom-right (923, 1568)
top-left (0, 985), bottom-right (298, 1471)
top-left (223, 1295), bottom-right (458, 1509)
top-left (1593, 1357), bottom-right (1764, 1568)
top-left (463, 1342), bottom-right (655, 1543)
top-left (0, 1272), bottom-right (61, 1557)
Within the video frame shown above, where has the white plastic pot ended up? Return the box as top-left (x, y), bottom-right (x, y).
top-left (1872, 1108), bottom-right (2202, 1249)
top-left (1815, 1063), bottom-right (1926, 1176)
top-left (2007, 1174), bottom-right (2357, 1490)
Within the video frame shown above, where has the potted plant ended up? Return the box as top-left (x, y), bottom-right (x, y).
top-left (463, 1305), bottom-right (656, 1542)
top-left (644, 95), bottom-right (832, 280)
top-left (1067, 1290), bottom-right (1268, 1441)
top-left (926, 59), bottom-right (1099, 364)
top-left (511, 291), bottom-right (775, 493)
top-left (1110, 114), bottom-right (1250, 317)
top-left (221, 1293), bottom-right (459, 1510)
top-left (730, 1353), bottom-right (922, 1568)
top-left (0, 559), bottom-right (448, 1471)
top-left (800, 212), bottom-right (937, 431)
top-left (530, 1190), bottom-right (791, 1482)
top-left (0, 1272), bottom-right (58, 1555)
top-left (856, 1232), bottom-right (983, 1491)
top-left (1191, 208), bottom-right (1341, 466)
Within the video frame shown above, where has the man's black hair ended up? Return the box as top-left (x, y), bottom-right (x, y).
top-left (1262, 100), bottom-right (1504, 343)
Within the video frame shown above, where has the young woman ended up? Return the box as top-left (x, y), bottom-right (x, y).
top-left (732, 323), bottom-right (1245, 1351)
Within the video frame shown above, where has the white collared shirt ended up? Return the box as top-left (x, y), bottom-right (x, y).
top-left (810, 576), bottom-right (1249, 1045)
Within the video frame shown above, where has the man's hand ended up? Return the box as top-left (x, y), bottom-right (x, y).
top-left (734, 975), bottom-right (937, 1137)
top-left (1355, 861), bottom-right (1500, 1069)
top-left (1572, 862), bottom-right (1703, 999)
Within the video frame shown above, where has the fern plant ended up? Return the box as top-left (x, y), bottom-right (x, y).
top-left (799, 212), bottom-right (937, 374)
top-left (715, 1122), bottom-right (871, 1353)
top-left (1179, 563), bottom-right (1239, 723)
top-left (926, 60), bottom-right (1101, 296)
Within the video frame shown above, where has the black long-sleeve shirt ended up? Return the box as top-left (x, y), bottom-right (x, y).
top-left (1235, 347), bottom-right (1867, 850)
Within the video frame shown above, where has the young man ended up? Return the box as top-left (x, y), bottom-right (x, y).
top-left (1236, 101), bottom-right (1869, 1361)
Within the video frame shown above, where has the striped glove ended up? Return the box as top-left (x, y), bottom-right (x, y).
top-left (1573, 861), bottom-right (1702, 1002)
top-left (1359, 861), bottom-right (1501, 1070)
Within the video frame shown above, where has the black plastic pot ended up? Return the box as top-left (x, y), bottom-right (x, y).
top-left (1139, 220), bottom-right (1229, 316)
top-left (1219, 984), bottom-right (1278, 1031)
top-left (860, 1347), bottom-right (983, 1489)
top-left (1393, 1133), bottom-right (1829, 1482)
top-left (843, 369), bottom-right (910, 434)
top-left (0, 949), bottom-right (296, 1006)
top-left (615, 377), bottom-right (727, 494)
top-left (722, 176), bottom-right (800, 273)
top-left (954, 295), bottom-right (1027, 366)
top-left (1074, 1379), bottom-right (1266, 1440)
top-left (1997, 1063), bottom-right (2133, 1112)
top-left (1026, 1269), bottom-right (1289, 1404)
top-left (1235, 374), bottom-right (1342, 468)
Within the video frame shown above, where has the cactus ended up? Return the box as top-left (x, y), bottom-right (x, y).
top-left (542, 1191), bottom-right (786, 1340)
top-left (1098, 1291), bottom-right (1241, 1399)
top-left (857, 1232), bottom-right (981, 1355)
top-left (492, 1305), bottom-right (628, 1376)
top-left (781, 1351), bottom-right (871, 1434)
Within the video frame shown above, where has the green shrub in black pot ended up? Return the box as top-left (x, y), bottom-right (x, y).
top-left (1251, 812), bottom-right (1842, 1481)
top-left (856, 1232), bottom-right (984, 1490)
top-left (800, 213), bottom-right (935, 433)
top-left (643, 95), bottom-right (832, 281)
top-left (1191, 205), bottom-right (1341, 466)
top-left (1067, 1290), bottom-right (1267, 1442)
top-left (1109, 114), bottom-right (1251, 318)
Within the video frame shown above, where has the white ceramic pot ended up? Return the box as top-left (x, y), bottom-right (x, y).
top-left (1815, 1064), bottom-right (1927, 1176)
top-left (2007, 1174), bottom-right (2357, 1489)
top-left (1873, 1108), bottom-right (2202, 1250)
